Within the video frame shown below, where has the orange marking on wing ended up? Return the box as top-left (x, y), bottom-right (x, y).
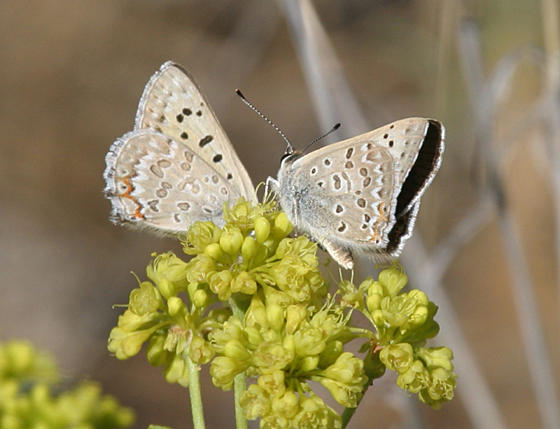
top-left (377, 202), bottom-right (389, 222)
top-left (119, 177), bottom-right (145, 220)
top-left (369, 227), bottom-right (380, 243)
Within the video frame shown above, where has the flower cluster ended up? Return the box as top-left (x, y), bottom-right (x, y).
top-left (108, 198), bottom-right (456, 427)
top-left (0, 339), bottom-right (134, 428)
top-left (210, 294), bottom-right (367, 426)
top-left (356, 266), bottom-right (456, 408)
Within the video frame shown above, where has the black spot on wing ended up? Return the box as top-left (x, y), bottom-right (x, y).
top-left (199, 135), bottom-right (214, 148)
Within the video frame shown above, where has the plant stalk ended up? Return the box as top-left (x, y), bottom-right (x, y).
top-left (187, 356), bottom-right (206, 429)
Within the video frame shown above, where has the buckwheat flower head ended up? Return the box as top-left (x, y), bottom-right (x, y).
top-left (108, 198), bottom-right (457, 426)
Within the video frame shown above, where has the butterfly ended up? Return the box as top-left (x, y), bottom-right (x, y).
top-left (104, 61), bottom-right (444, 269)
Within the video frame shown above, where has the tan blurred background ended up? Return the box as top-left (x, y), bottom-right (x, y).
top-left (1, 1), bottom-right (558, 428)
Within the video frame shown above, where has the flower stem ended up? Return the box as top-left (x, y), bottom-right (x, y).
top-left (187, 355), bottom-right (206, 429)
top-left (234, 372), bottom-right (248, 429)
top-left (229, 297), bottom-right (248, 429)
top-left (341, 406), bottom-right (357, 429)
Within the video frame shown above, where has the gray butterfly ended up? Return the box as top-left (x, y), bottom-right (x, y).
top-left (268, 118), bottom-right (444, 269)
top-left (104, 62), bottom-right (444, 269)
top-left (104, 61), bottom-right (256, 232)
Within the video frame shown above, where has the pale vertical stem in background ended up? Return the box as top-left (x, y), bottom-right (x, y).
top-left (434, 0), bottom-right (457, 115)
top-left (277, 1), bottom-right (507, 428)
top-left (276, 0), bottom-right (369, 138)
top-left (540, 0), bottom-right (560, 316)
top-left (458, 21), bottom-right (560, 429)
top-left (210, 0), bottom-right (280, 112)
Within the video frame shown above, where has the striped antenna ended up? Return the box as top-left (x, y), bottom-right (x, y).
top-left (235, 89), bottom-right (294, 154)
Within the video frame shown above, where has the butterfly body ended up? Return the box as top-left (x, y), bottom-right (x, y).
top-left (104, 62), bottom-right (444, 269)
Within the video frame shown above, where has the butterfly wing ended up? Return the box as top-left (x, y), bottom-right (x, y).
top-left (134, 61), bottom-right (256, 202)
top-left (279, 118), bottom-right (444, 268)
top-left (104, 129), bottom-right (244, 232)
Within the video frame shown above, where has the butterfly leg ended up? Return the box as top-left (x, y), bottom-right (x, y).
top-left (265, 176), bottom-right (279, 201)
top-left (321, 239), bottom-right (354, 270)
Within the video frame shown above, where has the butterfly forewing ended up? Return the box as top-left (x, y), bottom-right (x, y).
top-left (135, 61), bottom-right (256, 202)
top-left (104, 130), bottom-right (244, 232)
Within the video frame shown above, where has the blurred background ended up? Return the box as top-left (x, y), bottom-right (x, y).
top-left (1, 0), bottom-right (558, 428)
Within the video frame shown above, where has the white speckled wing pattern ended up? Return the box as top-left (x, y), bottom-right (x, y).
top-left (104, 62), bottom-right (255, 233)
top-left (276, 117), bottom-right (444, 269)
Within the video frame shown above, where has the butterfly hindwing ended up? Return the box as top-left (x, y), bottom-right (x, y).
top-left (104, 130), bottom-right (243, 232)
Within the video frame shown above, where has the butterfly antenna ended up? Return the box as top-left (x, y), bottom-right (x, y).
top-left (236, 89), bottom-right (294, 154)
top-left (302, 123), bottom-right (341, 153)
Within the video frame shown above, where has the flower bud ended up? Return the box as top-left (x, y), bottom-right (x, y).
top-left (322, 352), bottom-right (366, 385)
top-left (273, 212), bottom-right (293, 237)
top-left (210, 356), bottom-right (245, 390)
top-left (129, 282), bottom-right (162, 315)
top-left (183, 221), bottom-right (221, 255)
top-left (255, 216), bottom-right (271, 243)
top-left (253, 343), bottom-right (292, 370)
top-left (245, 326), bottom-right (264, 347)
top-left (146, 335), bottom-right (167, 366)
top-left (186, 254), bottom-right (217, 283)
top-left (417, 347), bottom-right (453, 371)
top-left (245, 296), bottom-right (268, 329)
top-left (379, 343), bottom-right (414, 373)
top-left (319, 377), bottom-right (364, 408)
top-left (299, 356), bottom-right (320, 372)
top-left (240, 384), bottom-right (271, 420)
top-left (192, 289), bottom-right (208, 308)
top-left (208, 270), bottom-right (233, 301)
top-left (294, 395), bottom-right (341, 429)
top-left (189, 335), bottom-right (214, 364)
top-left (108, 322), bottom-right (158, 360)
top-left (219, 227), bottom-right (244, 256)
top-left (231, 271), bottom-right (257, 295)
top-left (266, 303), bottom-right (285, 332)
top-left (424, 367), bottom-right (456, 405)
top-left (164, 354), bottom-right (189, 387)
top-left (285, 305), bottom-right (307, 334)
top-left (241, 236), bottom-right (257, 261)
top-left (366, 294), bottom-right (382, 314)
top-left (396, 360), bottom-right (429, 393)
top-left (257, 370), bottom-right (285, 396)
top-left (378, 267), bottom-right (407, 296)
top-left (294, 326), bottom-right (326, 357)
top-left (204, 242), bottom-right (223, 260)
top-left (167, 296), bottom-right (185, 317)
top-left (270, 391), bottom-right (299, 419)
top-left (224, 339), bottom-right (251, 361)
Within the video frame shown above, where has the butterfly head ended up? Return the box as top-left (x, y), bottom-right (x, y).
top-left (280, 147), bottom-right (301, 165)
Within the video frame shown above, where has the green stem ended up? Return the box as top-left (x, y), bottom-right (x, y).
top-left (187, 356), bottom-right (206, 429)
top-left (234, 372), bottom-right (248, 429)
top-left (229, 297), bottom-right (248, 429)
top-left (341, 406), bottom-right (357, 429)
top-left (341, 369), bottom-right (377, 429)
